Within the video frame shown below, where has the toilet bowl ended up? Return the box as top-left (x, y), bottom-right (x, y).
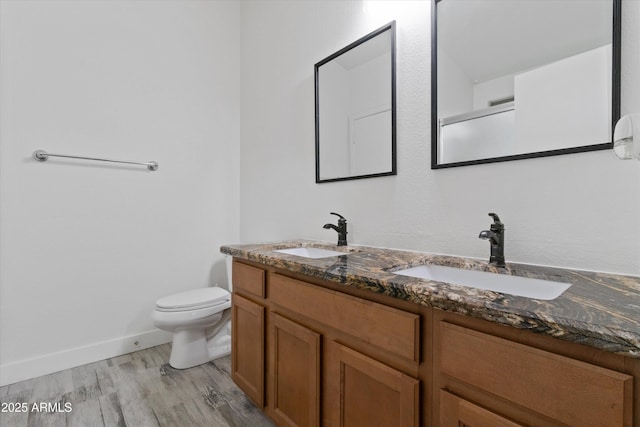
top-left (152, 287), bottom-right (232, 369)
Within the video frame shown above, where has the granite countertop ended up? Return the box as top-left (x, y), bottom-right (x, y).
top-left (220, 240), bottom-right (640, 359)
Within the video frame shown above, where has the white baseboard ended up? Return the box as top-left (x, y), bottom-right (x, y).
top-left (0, 329), bottom-right (173, 387)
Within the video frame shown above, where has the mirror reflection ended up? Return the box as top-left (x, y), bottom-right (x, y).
top-left (432, 0), bottom-right (620, 168)
top-left (315, 22), bottom-right (396, 183)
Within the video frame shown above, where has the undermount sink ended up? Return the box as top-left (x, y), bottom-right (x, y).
top-left (393, 264), bottom-right (571, 300)
top-left (275, 247), bottom-right (347, 259)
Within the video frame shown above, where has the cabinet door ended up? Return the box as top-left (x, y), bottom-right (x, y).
top-left (332, 343), bottom-right (419, 427)
top-left (232, 293), bottom-right (265, 407)
top-left (270, 313), bottom-right (321, 427)
top-left (440, 390), bottom-right (523, 427)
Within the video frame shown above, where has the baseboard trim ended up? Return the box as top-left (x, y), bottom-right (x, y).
top-left (0, 329), bottom-right (172, 386)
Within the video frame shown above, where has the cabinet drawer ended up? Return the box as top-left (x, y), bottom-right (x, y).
top-left (439, 322), bottom-right (633, 426)
top-left (233, 261), bottom-right (265, 298)
top-left (269, 273), bottom-right (419, 363)
top-left (440, 390), bottom-right (523, 427)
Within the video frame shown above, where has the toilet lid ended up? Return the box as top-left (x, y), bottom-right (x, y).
top-left (155, 287), bottom-right (230, 311)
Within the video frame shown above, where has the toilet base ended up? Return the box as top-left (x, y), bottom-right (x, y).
top-left (168, 311), bottom-right (231, 369)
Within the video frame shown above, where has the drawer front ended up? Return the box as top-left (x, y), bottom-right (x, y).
top-left (269, 273), bottom-right (419, 363)
top-left (232, 260), bottom-right (265, 298)
top-left (440, 322), bottom-right (633, 426)
top-left (440, 390), bottom-right (523, 427)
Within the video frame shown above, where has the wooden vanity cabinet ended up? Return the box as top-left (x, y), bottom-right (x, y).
top-left (230, 259), bottom-right (638, 427)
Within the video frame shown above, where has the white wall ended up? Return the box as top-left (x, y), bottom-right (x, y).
top-left (438, 49), bottom-right (474, 118)
top-left (349, 52), bottom-right (391, 114)
top-left (240, 0), bottom-right (640, 276)
top-left (318, 61), bottom-right (350, 179)
top-left (0, 0), bottom-right (241, 385)
top-left (515, 45), bottom-right (612, 153)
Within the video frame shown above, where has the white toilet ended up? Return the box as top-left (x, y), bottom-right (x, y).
top-left (152, 286), bottom-right (232, 369)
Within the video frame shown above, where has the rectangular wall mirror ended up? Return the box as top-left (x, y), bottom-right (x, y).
top-left (431, 0), bottom-right (621, 169)
top-left (315, 21), bottom-right (396, 183)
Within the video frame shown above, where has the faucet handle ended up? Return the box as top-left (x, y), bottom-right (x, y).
top-left (489, 212), bottom-right (504, 232)
top-left (330, 212), bottom-right (346, 221)
top-left (488, 212), bottom-right (501, 223)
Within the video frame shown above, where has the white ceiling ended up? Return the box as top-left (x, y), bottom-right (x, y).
top-left (335, 29), bottom-right (391, 70)
top-left (438, 0), bottom-right (612, 82)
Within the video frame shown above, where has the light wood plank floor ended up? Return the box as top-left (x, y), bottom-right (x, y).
top-left (0, 344), bottom-right (275, 427)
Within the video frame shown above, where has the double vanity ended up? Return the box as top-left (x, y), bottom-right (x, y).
top-left (221, 0), bottom-right (631, 423)
top-left (221, 240), bottom-right (640, 427)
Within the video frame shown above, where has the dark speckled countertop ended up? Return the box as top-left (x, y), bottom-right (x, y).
top-left (220, 240), bottom-right (640, 359)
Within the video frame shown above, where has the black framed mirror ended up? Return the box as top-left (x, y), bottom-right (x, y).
top-left (315, 21), bottom-right (396, 183)
top-left (431, 0), bottom-right (621, 169)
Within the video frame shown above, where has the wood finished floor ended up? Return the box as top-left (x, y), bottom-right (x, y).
top-left (0, 344), bottom-right (275, 427)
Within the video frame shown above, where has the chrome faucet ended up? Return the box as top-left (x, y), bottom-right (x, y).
top-left (323, 212), bottom-right (348, 246)
top-left (479, 213), bottom-right (506, 267)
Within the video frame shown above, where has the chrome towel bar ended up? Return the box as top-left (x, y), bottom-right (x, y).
top-left (33, 150), bottom-right (159, 171)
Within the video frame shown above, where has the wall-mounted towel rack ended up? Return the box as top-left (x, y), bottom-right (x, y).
top-left (33, 150), bottom-right (159, 171)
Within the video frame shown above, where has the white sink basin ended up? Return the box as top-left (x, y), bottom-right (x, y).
top-left (393, 264), bottom-right (571, 300)
top-left (275, 247), bottom-right (347, 259)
